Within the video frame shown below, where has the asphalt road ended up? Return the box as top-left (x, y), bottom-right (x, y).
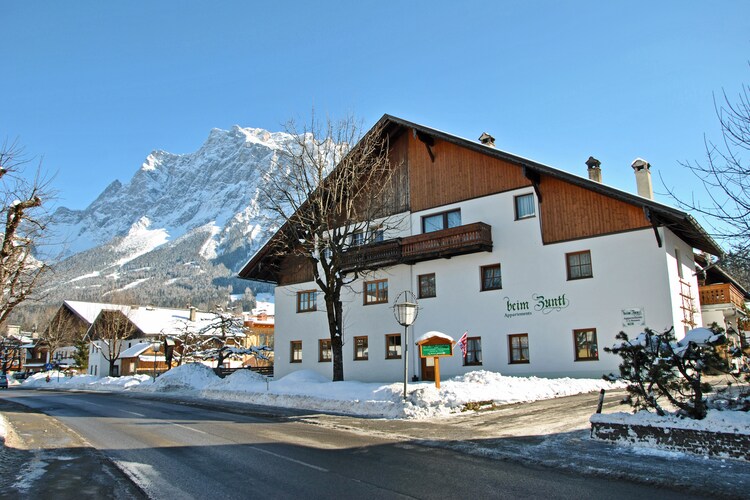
top-left (1, 389), bottom-right (711, 500)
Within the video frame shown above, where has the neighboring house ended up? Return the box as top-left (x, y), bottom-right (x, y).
top-left (0, 328), bottom-right (31, 373)
top-left (243, 309), bottom-right (275, 368)
top-left (696, 255), bottom-right (750, 352)
top-left (83, 303), bottom-right (247, 377)
top-left (239, 114), bottom-right (722, 382)
top-left (119, 342), bottom-right (168, 376)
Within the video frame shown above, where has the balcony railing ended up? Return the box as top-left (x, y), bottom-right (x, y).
top-left (401, 222), bottom-right (493, 263)
top-left (699, 283), bottom-right (747, 309)
top-left (340, 238), bottom-right (402, 273)
top-left (339, 222), bottom-right (493, 272)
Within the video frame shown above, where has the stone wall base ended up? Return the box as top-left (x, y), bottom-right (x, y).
top-left (590, 421), bottom-right (749, 461)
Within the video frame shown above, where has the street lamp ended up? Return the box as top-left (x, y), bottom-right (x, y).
top-left (151, 341), bottom-right (161, 383)
top-left (393, 291), bottom-right (419, 401)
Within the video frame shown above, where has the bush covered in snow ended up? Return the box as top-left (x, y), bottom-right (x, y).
top-left (604, 326), bottom-right (747, 419)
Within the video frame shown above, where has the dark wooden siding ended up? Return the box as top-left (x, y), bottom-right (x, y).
top-left (407, 134), bottom-right (531, 212)
top-left (538, 176), bottom-right (650, 244)
top-left (278, 254), bottom-right (315, 286)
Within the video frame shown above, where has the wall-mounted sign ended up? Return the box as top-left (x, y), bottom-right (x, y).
top-left (622, 308), bottom-right (646, 327)
top-left (504, 293), bottom-right (570, 319)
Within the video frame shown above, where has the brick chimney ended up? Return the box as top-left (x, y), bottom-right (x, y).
top-left (585, 156), bottom-right (602, 183)
top-left (478, 132), bottom-right (495, 148)
top-left (631, 158), bottom-right (653, 199)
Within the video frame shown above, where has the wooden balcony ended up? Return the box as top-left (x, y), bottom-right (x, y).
top-left (401, 222), bottom-right (493, 264)
top-left (699, 283), bottom-right (746, 309)
top-left (339, 222), bottom-right (493, 273)
top-left (340, 238), bottom-right (402, 273)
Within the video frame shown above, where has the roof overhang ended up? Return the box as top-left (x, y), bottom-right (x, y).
top-left (238, 114), bottom-right (724, 284)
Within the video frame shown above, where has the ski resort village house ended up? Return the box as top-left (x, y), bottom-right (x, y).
top-left (239, 115), bottom-right (724, 382)
top-left (50, 301), bottom-right (247, 377)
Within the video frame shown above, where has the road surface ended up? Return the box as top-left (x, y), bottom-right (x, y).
top-left (0, 389), bottom-right (712, 499)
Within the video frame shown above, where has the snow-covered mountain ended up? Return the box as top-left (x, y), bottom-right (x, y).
top-left (42, 126), bottom-right (295, 310)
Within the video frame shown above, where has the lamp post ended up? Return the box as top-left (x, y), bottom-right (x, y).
top-left (393, 291), bottom-right (419, 401)
top-left (151, 341), bottom-right (161, 383)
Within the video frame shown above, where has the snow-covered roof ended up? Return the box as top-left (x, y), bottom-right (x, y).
top-left (119, 342), bottom-right (152, 358)
top-left (415, 331), bottom-right (455, 343)
top-left (69, 300), bottom-right (246, 339)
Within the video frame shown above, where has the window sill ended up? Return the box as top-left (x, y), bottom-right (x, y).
top-left (509, 360), bottom-right (530, 365)
top-left (464, 362), bottom-right (483, 366)
top-left (574, 358), bottom-right (599, 362)
top-left (364, 301), bottom-right (388, 306)
top-left (385, 356), bottom-right (402, 360)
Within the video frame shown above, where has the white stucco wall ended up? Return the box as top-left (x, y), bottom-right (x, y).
top-left (273, 188), bottom-right (698, 382)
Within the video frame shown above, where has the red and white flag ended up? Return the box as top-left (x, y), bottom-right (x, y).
top-left (457, 331), bottom-right (468, 357)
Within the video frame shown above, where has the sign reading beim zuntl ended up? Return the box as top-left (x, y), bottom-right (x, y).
top-left (504, 293), bottom-right (570, 318)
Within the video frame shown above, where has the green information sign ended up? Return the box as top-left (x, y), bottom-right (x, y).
top-left (420, 344), bottom-right (452, 357)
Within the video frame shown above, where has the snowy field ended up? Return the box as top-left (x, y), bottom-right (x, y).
top-left (23, 364), bottom-right (618, 419)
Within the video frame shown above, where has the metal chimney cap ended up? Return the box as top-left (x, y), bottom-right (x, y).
top-left (631, 158), bottom-right (650, 171)
top-left (478, 132), bottom-right (495, 146)
top-left (585, 156), bottom-right (601, 169)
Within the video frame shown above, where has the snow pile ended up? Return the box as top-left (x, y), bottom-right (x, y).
top-left (23, 365), bottom-right (620, 419)
top-left (151, 363), bottom-right (217, 392)
top-left (22, 371), bottom-right (151, 390)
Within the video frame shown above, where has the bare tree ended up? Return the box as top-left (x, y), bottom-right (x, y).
top-left (89, 308), bottom-right (138, 376)
top-left (163, 318), bottom-right (201, 368)
top-left (0, 335), bottom-right (23, 375)
top-left (665, 79), bottom-right (750, 260)
top-left (0, 140), bottom-right (52, 329)
top-left (196, 308), bottom-right (246, 369)
top-left (261, 114), bottom-right (403, 381)
top-left (40, 306), bottom-right (81, 365)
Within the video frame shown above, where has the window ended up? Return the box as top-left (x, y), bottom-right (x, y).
top-left (508, 334), bottom-right (529, 364)
top-left (321, 246), bottom-right (332, 261)
top-left (515, 193), bottom-right (535, 219)
top-left (371, 228), bottom-right (384, 243)
top-left (318, 339), bottom-right (332, 362)
top-left (418, 273), bottom-right (436, 298)
top-left (566, 251), bottom-right (593, 280)
top-left (364, 279), bottom-right (388, 305)
top-left (350, 231), bottom-right (366, 247)
top-left (573, 329), bottom-right (598, 361)
top-left (480, 264), bottom-right (502, 291)
top-left (354, 336), bottom-right (369, 361)
top-left (422, 209), bottom-right (461, 233)
top-left (385, 333), bottom-right (402, 359)
top-left (290, 341), bottom-right (302, 363)
top-left (464, 337), bottom-right (482, 366)
top-left (675, 248), bottom-right (683, 279)
top-left (297, 290), bottom-right (317, 312)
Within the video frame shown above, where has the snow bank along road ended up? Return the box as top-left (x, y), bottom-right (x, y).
top-left (1, 389), bottom-right (717, 499)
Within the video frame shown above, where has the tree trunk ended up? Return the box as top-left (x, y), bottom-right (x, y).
top-left (109, 359), bottom-right (117, 377)
top-left (326, 293), bottom-right (345, 381)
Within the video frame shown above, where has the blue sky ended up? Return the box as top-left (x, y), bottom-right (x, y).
top-left (2, 1), bottom-right (749, 222)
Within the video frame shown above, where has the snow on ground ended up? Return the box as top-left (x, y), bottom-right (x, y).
top-left (23, 365), bottom-right (619, 419)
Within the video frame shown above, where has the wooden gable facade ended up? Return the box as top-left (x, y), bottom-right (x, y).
top-left (240, 114), bottom-right (721, 286)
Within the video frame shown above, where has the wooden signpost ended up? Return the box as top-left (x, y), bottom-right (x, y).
top-left (416, 335), bottom-right (454, 389)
